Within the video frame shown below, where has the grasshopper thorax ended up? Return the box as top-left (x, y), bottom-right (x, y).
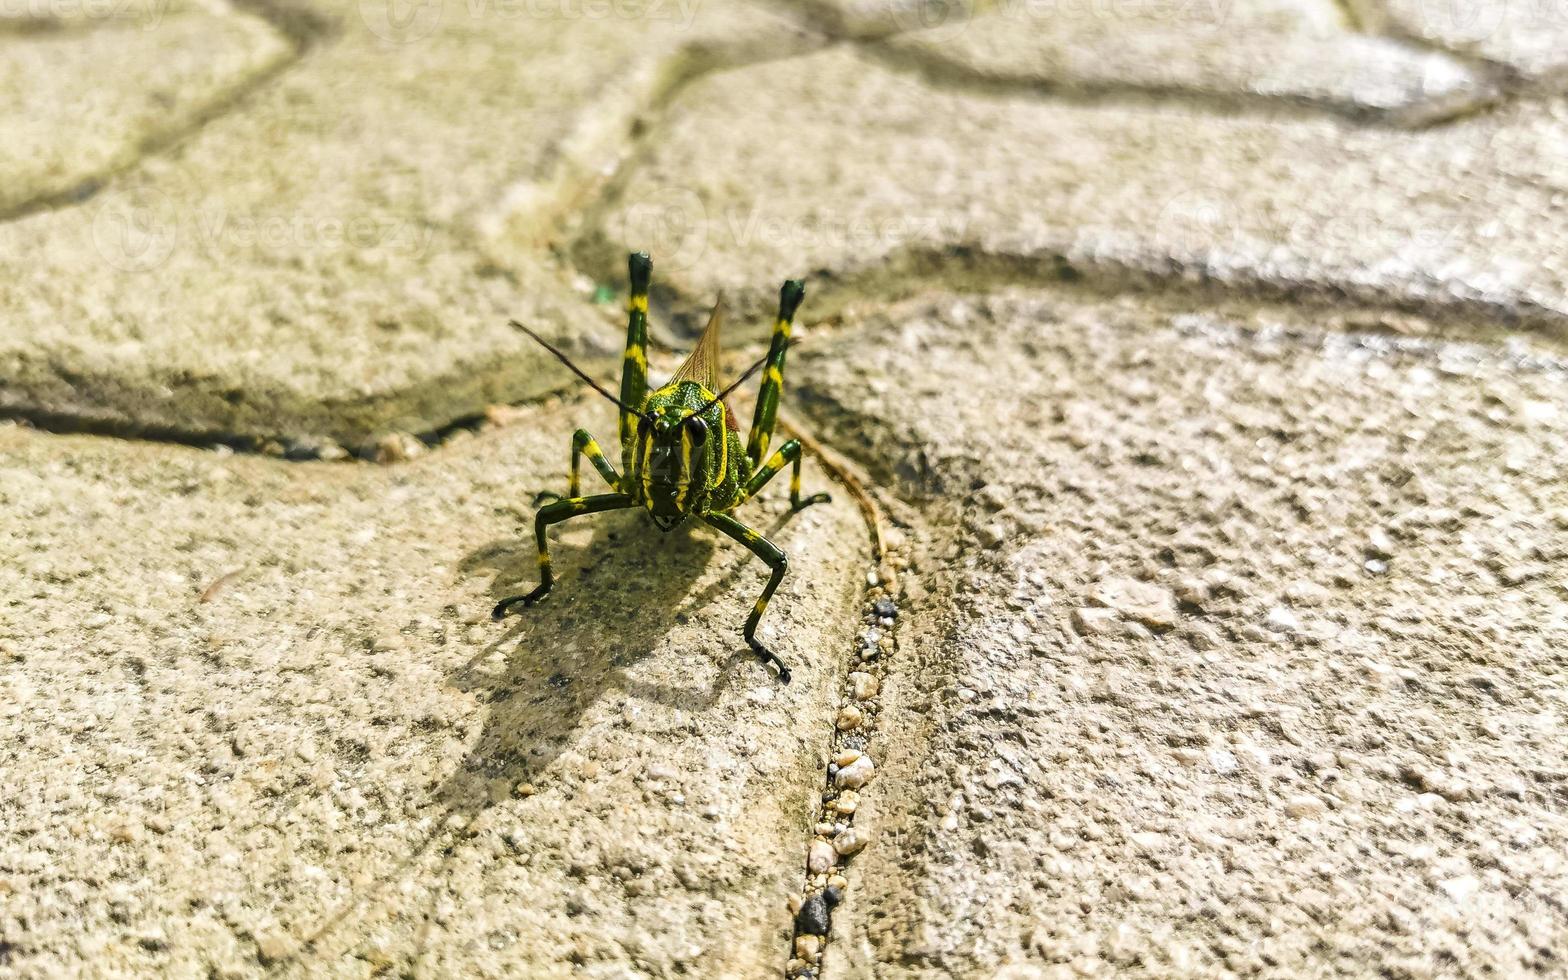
top-left (635, 380), bottom-right (728, 531)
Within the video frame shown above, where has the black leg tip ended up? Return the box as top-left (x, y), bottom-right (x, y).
top-left (779, 279), bottom-right (806, 321)
top-left (492, 588), bottom-right (547, 620)
top-left (533, 490), bottom-right (563, 506)
top-left (749, 641), bottom-right (792, 684)
top-left (628, 252), bottom-right (652, 292)
top-left (791, 492), bottom-right (832, 514)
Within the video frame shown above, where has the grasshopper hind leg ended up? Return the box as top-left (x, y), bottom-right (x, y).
top-left (705, 512), bottom-right (794, 684)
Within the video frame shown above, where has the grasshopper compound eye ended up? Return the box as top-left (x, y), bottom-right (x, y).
top-left (685, 416), bottom-right (708, 445)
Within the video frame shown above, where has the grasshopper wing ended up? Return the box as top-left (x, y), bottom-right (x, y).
top-left (671, 297), bottom-right (724, 392)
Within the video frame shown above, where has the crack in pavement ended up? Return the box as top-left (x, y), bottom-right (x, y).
top-left (768, 0), bottom-right (1511, 130)
top-left (0, 0), bottom-right (327, 226)
top-left (0, 0), bottom-right (1549, 452)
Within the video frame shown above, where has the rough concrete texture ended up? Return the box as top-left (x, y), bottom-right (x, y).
top-left (584, 44), bottom-right (1568, 338)
top-left (793, 290), bottom-right (1568, 977)
top-left (886, 0), bottom-right (1494, 125)
top-left (0, 0), bottom-right (808, 448)
top-left (5, 0), bottom-right (1568, 974)
top-left (1372, 0), bottom-right (1568, 80)
top-left (0, 400), bottom-right (863, 975)
top-left (0, 0), bottom-right (292, 218)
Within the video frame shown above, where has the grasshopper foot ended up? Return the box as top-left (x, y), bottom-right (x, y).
top-left (492, 584), bottom-right (550, 620)
top-left (532, 490), bottom-right (563, 506)
top-left (748, 639), bottom-right (793, 684)
top-left (791, 491), bottom-right (832, 513)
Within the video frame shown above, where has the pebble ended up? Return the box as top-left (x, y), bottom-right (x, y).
top-left (1285, 580), bottom-right (1331, 606)
top-left (1365, 528), bottom-right (1396, 559)
top-left (807, 839), bottom-right (836, 874)
top-left (1173, 576), bottom-right (1208, 607)
top-left (872, 598), bottom-right (897, 620)
top-left (795, 934), bottom-right (822, 961)
top-left (848, 672), bottom-right (879, 701)
top-left (1091, 576), bottom-right (1178, 628)
top-left (484, 403), bottom-right (528, 427)
top-left (834, 749), bottom-right (862, 768)
top-left (835, 704), bottom-right (864, 731)
top-left (794, 888), bottom-right (838, 934)
top-left (254, 929), bottom-right (293, 963)
top-left (835, 791), bottom-right (859, 814)
top-left (1265, 607), bottom-right (1301, 634)
top-left (834, 827), bottom-right (870, 856)
top-left (1072, 607), bottom-right (1118, 636)
top-left (374, 432), bottom-right (424, 464)
top-left (836, 755), bottom-right (876, 789)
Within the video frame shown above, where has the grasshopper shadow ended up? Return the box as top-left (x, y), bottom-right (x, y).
top-left (281, 512), bottom-right (750, 972)
top-left (281, 504), bottom-right (814, 971)
top-left (448, 506), bottom-right (768, 807)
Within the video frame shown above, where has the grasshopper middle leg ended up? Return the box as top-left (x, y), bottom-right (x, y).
top-left (737, 438), bottom-right (831, 512)
top-left (493, 492), bottom-right (632, 619)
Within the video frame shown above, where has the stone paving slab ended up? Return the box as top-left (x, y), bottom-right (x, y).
top-left (885, 0), bottom-right (1493, 125)
top-left (789, 289), bottom-right (1568, 976)
top-left (0, 0), bottom-right (809, 450)
top-left (1373, 0), bottom-right (1568, 80)
top-left (0, 1), bottom-right (293, 219)
top-left (0, 399), bottom-right (865, 976)
top-left (585, 44), bottom-right (1568, 341)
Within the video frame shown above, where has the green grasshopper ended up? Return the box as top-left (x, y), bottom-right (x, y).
top-left (492, 252), bottom-right (831, 683)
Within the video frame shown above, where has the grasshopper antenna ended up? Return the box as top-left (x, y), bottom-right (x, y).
top-left (509, 320), bottom-right (644, 416)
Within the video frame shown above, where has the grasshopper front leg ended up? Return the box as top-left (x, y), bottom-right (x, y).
top-left (569, 428), bottom-right (622, 497)
top-left (493, 492), bottom-right (633, 619)
top-left (534, 429), bottom-right (623, 506)
top-left (705, 512), bottom-right (793, 684)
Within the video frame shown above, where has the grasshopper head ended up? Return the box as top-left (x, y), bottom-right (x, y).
top-left (636, 385), bottom-right (722, 531)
